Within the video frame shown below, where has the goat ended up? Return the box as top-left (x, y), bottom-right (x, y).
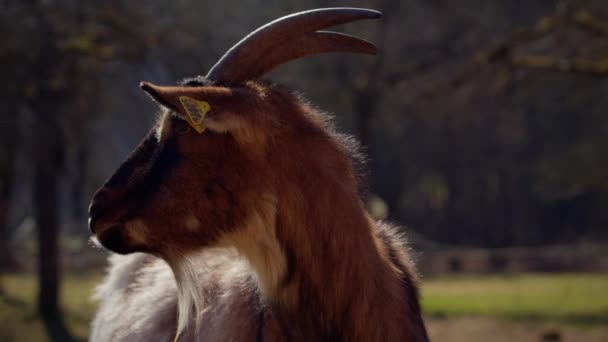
top-left (88, 7), bottom-right (429, 342)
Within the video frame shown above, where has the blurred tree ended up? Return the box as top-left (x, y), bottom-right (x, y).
top-left (0, 106), bottom-right (17, 276)
top-left (25, 1), bottom-right (73, 339)
top-left (1, 0), bottom-right (145, 338)
top-left (1, 0), bottom-right (607, 290)
top-left (346, 0), bottom-right (608, 246)
top-left (0, 52), bottom-right (18, 277)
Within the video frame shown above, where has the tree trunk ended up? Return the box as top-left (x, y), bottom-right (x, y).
top-left (29, 0), bottom-right (61, 319)
top-left (33, 124), bottom-right (61, 316)
top-left (32, 57), bottom-right (75, 342)
top-left (29, 1), bottom-right (74, 340)
top-left (0, 96), bottom-right (19, 298)
top-left (0, 123), bottom-right (17, 273)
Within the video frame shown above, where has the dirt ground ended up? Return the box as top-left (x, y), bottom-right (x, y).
top-left (426, 317), bottom-right (608, 342)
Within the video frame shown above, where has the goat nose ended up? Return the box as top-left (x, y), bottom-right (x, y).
top-left (88, 216), bottom-right (95, 234)
top-left (89, 199), bottom-right (105, 219)
top-left (88, 193), bottom-right (108, 233)
top-left (88, 203), bottom-right (102, 234)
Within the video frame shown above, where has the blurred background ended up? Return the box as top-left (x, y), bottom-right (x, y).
top-left (1, 0), bottom-right (607, 341)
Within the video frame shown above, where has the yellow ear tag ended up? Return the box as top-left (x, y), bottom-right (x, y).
top-left (178, 96), bottom-right (211, 133)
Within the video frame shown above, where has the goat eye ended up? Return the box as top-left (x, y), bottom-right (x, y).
top-left (176, 126), bottom-right (191, 135)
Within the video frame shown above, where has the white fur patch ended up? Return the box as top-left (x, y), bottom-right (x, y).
top-left (91, 249), bottom-right (256, 341)
top-left (171, 257), bottom-right (205, 340)
top-left (88, 236), bottom-right (103, 249)
top-left (166, 248), bottom-right (251, 340)
top-left (90, 254), bottom-right (179, 342)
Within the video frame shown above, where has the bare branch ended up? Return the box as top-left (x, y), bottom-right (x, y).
top-left (573, 10), bottom-right (608, 36)
top-left (511, 55), bottom-right (608, 74)
top-left (395, 7), bottom-right (608, 105)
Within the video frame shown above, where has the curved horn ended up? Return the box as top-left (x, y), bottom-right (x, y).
top-left (238, 31), bottom-right (378, 81)
top-left (206, 8), bottom-right (382, 84)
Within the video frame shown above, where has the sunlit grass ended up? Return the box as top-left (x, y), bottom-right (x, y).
top-left (1, 272), bottom-right (607, 341)
top-left (421, 273), bottom-right (608, 324)
top-left (0, 273), bottom-right (102, 342)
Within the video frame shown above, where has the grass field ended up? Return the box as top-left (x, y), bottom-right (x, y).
top-left (1, 272), bottom-right (607, 341)
top-left (0, 273), bottom-right (100, 341)
top-left (422, 273), bottom-right (608, 324)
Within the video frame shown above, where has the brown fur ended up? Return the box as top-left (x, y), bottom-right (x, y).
top-left (89, 81), bottom-right (428, 341)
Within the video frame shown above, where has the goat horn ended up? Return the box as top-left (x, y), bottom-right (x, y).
top-left (237, 31), bottom-right (378, 81)
top-left (206, 8), bottom-right (382, 84)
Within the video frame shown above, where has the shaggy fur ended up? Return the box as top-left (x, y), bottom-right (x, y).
top-left (89, 81), bottom-right (429, 341)
top-left (92, 225), bottom-right (426, 341)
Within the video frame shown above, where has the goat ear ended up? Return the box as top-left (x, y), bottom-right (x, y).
top-left (140, 82), bottom-right (180, 111)
top-left (140, 82), bottom-right (238, 134)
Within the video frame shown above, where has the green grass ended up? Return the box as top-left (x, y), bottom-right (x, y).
top-left (421, 273), bottom-right (608, 324)
top-left (0, 273), bottom-right (101, 342)
top-left (1, 272), bottom-right (607, 341)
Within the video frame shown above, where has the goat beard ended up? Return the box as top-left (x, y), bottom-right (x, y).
top-left (167, 253), bottom-right (205, 341)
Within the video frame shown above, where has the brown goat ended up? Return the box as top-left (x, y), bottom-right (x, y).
top-left (89, 8), bottom-right (429, 342)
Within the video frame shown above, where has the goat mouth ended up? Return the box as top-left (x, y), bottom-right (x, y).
top-left (94, 223), bottom-right (138, 255)
top-left (89, 215), bottom-right (119, 234)
top-left (88, 213), bottom-right (115, 234)
top-left (92, 222), bottom-right (121, 236)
